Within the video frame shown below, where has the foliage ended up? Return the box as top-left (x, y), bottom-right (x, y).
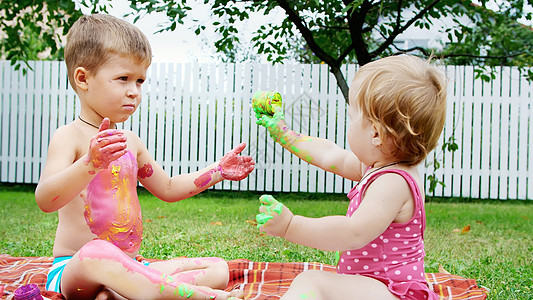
top-left (127, 0), bottom-right (532, 103)
top-left (441, 1), bottom-right (533, 81)
top-left (1, 1), bottom-right (531, 94)
top-left (0, 0), bottom-right (83, 71)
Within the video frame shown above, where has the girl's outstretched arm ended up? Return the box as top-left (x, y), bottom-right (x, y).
top-left (256, 107), bottom-right (362, 181)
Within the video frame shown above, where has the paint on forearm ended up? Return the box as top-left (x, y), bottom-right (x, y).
top-left (257, 112), bottom-right (314, 163)
top-left (193, 166), bottom-right (221, 188)
top-left (138, 163), bottom-right (153, 178)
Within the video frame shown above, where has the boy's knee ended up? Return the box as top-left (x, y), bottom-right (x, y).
top-left (209, 258), bottom-right (230, 289)
top-left (78, 239), bottom-right (122, 260)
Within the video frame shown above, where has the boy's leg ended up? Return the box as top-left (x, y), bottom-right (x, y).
top-left (148, 257), bottom-right (229, 289)
top-left (60, 239), bottom-right (238, 300)
top-left (281, 270), bottom-right (399, 300)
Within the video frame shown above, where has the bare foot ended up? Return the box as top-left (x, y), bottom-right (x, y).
top-left (94, 289), bottom-right (113, 300)
top-left (229, 289), bottom-right (244, 299)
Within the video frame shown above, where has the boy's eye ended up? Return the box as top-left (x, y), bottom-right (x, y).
top-left (119, 76), bottom-right (128, 81)
top-left (137, 79), bottom-right (145, 84)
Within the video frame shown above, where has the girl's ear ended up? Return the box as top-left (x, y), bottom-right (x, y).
top-left (73, 67), bottom-right (89, 91)
top-left (371, 124), bottom-right (382, 147)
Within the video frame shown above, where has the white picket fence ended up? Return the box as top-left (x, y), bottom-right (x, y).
top-left (0, 61), bottom-right (532, 200)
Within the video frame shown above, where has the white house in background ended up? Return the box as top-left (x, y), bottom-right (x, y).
top-left (380, 10), bottom-right (475, 51)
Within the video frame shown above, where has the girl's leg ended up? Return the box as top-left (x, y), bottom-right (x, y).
top-left (281, 270), bottom-right (399, 300)
top-left (60, 239), bottom-right (239, 300)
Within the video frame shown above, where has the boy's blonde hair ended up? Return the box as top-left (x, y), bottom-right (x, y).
top-left (64, 14), bottom-right (152, 90)
top-left (352, 55), bottom-right (447, 166)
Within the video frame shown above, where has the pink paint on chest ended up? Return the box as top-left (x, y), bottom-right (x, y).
top-left (84, 151), bottom-right (143, 253)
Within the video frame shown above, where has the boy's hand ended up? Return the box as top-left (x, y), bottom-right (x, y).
top-left (256, 195), bottom-right (293, 238)
top-left (85, 118), bottom-right (127, 169)
top-left (218, 143), bottom-right (255, 181)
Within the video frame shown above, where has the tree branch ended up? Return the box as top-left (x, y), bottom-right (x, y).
top-left (274, 0), bottom-right (338, 67)
top-left (370, 0), bottom-right (442, 59)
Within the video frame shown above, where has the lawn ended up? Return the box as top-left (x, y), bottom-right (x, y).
top-left (0, 184), bottom-right (532, 299)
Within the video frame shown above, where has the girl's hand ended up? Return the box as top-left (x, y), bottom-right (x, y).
top-left (255, 106), bottom-right (288, 143)
top-left (256, 195), bottom-right (294, 238)
top-left (84, 118), bottom-right (127, 169)
top-left (218, 143), bottom-right (255, 181)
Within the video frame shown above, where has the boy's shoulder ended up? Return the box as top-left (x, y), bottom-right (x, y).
top-left (48, 122), bottom-right (89, 151)
top-left (52, 121), bottom-right (84, 138)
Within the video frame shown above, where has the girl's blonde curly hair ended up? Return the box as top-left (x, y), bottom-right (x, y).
top-left (351, 55), bottom-right (447, 166)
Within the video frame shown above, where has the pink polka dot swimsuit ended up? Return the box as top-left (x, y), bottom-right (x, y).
top-left (337, 169), bottom-right (438, 299)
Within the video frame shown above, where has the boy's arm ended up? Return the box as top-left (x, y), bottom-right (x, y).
top-left (35, 120), bottom-right (127, 212)
top-left (135, 136), bottom-right (254, 202)
top-left (257, 175), bottom-right (410, 251)
top-left (257, 107), bottom-right (362, 181)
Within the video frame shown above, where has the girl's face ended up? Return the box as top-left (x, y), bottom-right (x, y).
top-left (83, 54), bottom-right (148, 124)
top-left (347, 77), bottom-right (378, 165)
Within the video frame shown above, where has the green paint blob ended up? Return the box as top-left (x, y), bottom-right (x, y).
top-left (299, 291), bottom-right (316, 299)
top-left (177, 285), bottom-right (194, 298)
top-left (257, 195), bottom-right (285, 229)
top-left (256, 213), bottom-right (273, 228)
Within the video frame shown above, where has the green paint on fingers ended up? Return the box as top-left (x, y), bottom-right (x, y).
top-left (256, 195), bottom-right (285, 229)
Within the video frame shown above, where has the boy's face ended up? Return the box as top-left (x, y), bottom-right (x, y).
top-left (83, 54), bottom-right (148, 124)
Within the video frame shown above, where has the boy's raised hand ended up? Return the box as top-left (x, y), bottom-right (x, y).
top-left (256, 195), bottom-right (294, 238)
top-left (85, 117), bottom-right (127, 169)
top-left (218, 142), bottom-right (255, 181)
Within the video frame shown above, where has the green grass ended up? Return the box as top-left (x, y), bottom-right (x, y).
top-left (1, 184), bottom-right (532, 299)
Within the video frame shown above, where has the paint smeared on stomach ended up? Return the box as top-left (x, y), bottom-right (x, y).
top-left (84, 151), bottom-right (143, 253)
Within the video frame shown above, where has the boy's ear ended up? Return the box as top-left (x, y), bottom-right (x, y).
top-left (73, 67), bottom-right (89, 91)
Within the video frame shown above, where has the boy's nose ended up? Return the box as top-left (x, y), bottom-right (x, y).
top-left (126, 85), bottom-right (140, 98)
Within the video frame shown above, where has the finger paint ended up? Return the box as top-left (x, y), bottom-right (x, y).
top-left (138, 163), bottom-right (154, 178)
top-left (257, 110), bottom-right (314, 163)
top-left (193, 166), bottom-right (221, 189)
top-left (173, 270), bottom-right (206, 284)
top-left (298, 291), bottom-right (316, 299)
top-left (218, 145), bottom-right (255, 181)
top-left (79, 240), bottom-right (220, 299)
top-left (252, 91), bottom-right (282, 115)
top-left (176, 285), bottom-right (194, 298)
top-left (84, 151), bottom-right (143, 253)
top-left (256, 195), bottom-right (284, 228)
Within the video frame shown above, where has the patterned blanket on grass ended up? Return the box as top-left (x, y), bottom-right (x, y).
top-left (0, 255), bottom-right (488, 299)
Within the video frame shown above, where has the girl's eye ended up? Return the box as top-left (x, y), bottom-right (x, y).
top-left (119, 76), bottom-right (128, 81)
top-left (137, 79), bottom-right (145, 84)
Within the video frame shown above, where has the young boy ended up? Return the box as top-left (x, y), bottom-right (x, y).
top-left (35, 14), bottom-right (252, 300)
